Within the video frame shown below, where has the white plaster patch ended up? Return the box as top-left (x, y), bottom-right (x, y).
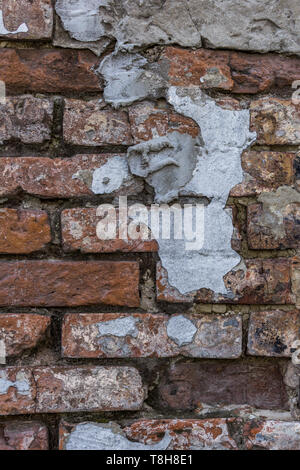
top-left (65, 423), bottom-right (171, 450)
top-left (98, 317), bottom-right (138, 338)
top-left (0, 10), bottom-right (28, 35)
top-left (91, 155), bottom-right (129, 194)
top-left (0, 339), bottom-right (5, 364)
top-left (0, 371), bottom-right (30, 395)
top-left (167, 315), bottom-right (197, 346)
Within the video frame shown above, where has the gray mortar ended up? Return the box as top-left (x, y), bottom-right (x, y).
top-left (65, 422), bottom-right (171, 450)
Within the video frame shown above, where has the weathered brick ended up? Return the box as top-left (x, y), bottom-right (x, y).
top-left (247, 310), bottom-right (300, 357)
top-left (157, 259), bottom-right (293, 304)
top-left (63, 99), bottom-right (132, 146)
top-left (0, 366), bottom-right (144, 415)
top-left (244, 419), bottom-right (300, 450)
top-left (0, 209), bottom-right (51, 253)
top-left (157, 360), bottom-right (289, 411)
top-left (231, 151), bottom-right (296, 197)
top-left (59, 418), bottom-right (238, 450)
top-left (0, 314), bottom-right (50, 358)
top-left (0, 49), bottom-right (101, 94)
top-left (250, 99), bottom-right (300, 145)
top-left (0, 96), bottom-right (53, 144)
top-left (292, 257), bottom-right (300, 309)
top-left (61, 208), bottom-right (157, 253)
top-left (0, 261), bottom-right (140, 307)
top-left (247, 203), bottom-right (300, 249)
top-left (0, 422), bottom-right (48, 450)
top-left (128, 101), bottom-right (199, 143)
top-left (62, 313), bottom-right (242, 359)
top-left (161, 47), bottom-right (300, 93)
top-left (0, 0), bottom-right (53, 40)
top-left (0, 155), bottom-right (142, 199)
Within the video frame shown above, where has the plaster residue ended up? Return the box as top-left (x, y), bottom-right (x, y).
top-left (97, 316), bottom-right (139, 338)
top-left (128, 131), bottom-right (200, 203)
top-left (99, 52), bottom-right (166, 108)
top-left (0, 10), bottom-right (28, 35)
top-left (65, 422), bottom-right (171, 450)
top-left (0, 340), bottom-right (5, 365)
top-left (257, 186), bottom-right (300, 240)
top-left (167, 315), bottom-right (197, 346)
top-left (91, 155), bottom-right (129, 194)
top-left (0, 371), bottom-right (30, 396)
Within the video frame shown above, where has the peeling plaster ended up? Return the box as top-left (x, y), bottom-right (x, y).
top-left (65, 422), bottom-right (171, 450)
top-left (0, 371), bottom-right (30, 396)
top-left (97, 316), bottom-right (139, 338)
top-left (257, 186), bottom-right (300, 240)
top-left (91, 156), bottom-right (130, 194)
top-left (167, 315), bottom-right (197, 346)
top-left (0, 10), bottom-right (28, 35)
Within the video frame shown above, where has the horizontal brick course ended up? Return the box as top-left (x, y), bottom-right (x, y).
top-left (0, 209), bottom-right (51, 253)
top-left (0, 261), bottom-right (140, 307)
top-left (62, 313), bottom-right (242, 359)
top-left (243, 420), bottom-right (300, 450)
top-left (0, 49), bottom-right (101, 94)
top-left (0, 366), bottom-right (144, 415)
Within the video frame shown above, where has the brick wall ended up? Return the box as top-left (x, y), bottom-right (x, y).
top-left (0, 0), bottom-right (299, 451)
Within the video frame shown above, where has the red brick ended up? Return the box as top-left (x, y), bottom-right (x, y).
top-left (59, 418), bottom-right (238, 450)
top-left (231, 151), bottom-right (296, 197)
top-left (161, 47), bottom-right (300, 93)
top-left (0, 49), bottom-right (101, 94)
top-left (129, 101), bottom-right (199, 143)
top-left (63, 99), bottom-right (132, 146)
top-left (243, 419), bottom-right (300, 450)
top-left (0, 0), bottom-right (53, 40)
top-left (0, 209), bottom-right (51, 253)
top-left (247, 203), bottom-right (300, 249)
top-left (62, 313), bottom-right (242, 359)
top-left (0, 366), bottom-right (144, 415)
top-left (0, 261), bottom-right (140, 307)
top-left (0, 314), bottom-right (50, 358)
top-left (251, 98), bottom-right (300, 145)
top-left (247, 310), bottom-right (300, 357)
top-left (157, 360), bottom-right (289, 411)
top-left (0, 96), bottom-right (53, 144)
top-left (0, 155), bottom-right (142, 198)
top-left (61, 208), bottom-right (158, 253)
top-left (157, 259), bottom-right (293, 304)
top-left (0, 422), bottom-right (48, 450)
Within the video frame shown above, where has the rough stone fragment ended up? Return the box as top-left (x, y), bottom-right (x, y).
top-left (60, 419), bottom-right (238, 450)
top-left (0, 422), bottom-right (48, 450)
top-left (0, 0), bottom-right (53, 40)
top-left (247, 310), bottom-right (300, 357)
top-left (63, 99), bottom-right (132, 146)
top-left (0, 96), bottom-right (53, 144)
top-left (55, 0), bottom-right (300, 54)
top-left (0, 49), bottom-right (101, 94)
top-left (0, 314), bottom-right (50, 358)
top-left (231, 151), bottom-right (297, 197)
top-left (0, 368), bottom-right (36, 415)
top-left (157, 360), bottom-right (289, 410)
top-left (129, 101), bottom-right (200, 143)
top-left (0, 209), bottom-right (51, 253)
top-left (251, 98), bottom-right (300, 145)
top-left (61, 208), bottom-right (158, 253)
top-left (0, 261), bottom-right (140, 307)
top-left (34, 366), bottom-right (145, 413)
top-left (157, 258), bottom-right (293, 304)
top-left (247, 191), bottom-right (300, 249)
top-left (244, 420), bottom-right (300, 450)
top-left (0, 366), bottom-right (144, 414)
top-left (62, 313), bottom-right (242, 359)
top-left (0, 155), bottom-right (142, 199)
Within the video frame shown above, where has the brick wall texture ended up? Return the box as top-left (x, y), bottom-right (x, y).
top-left (0, 0), bottom-right (299, 451)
